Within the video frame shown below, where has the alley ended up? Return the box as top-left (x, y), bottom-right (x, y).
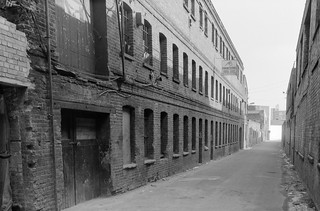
top-left (65, 141), bottom-right (291, 211)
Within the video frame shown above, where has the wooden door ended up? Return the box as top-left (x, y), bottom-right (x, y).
top-left (62, 111), bottom-right (101, 209)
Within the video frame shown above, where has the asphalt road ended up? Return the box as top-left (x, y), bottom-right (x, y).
top-left (65, 140), bottom-right (286, 211)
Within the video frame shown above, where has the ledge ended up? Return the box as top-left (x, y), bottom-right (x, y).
top-left (199, 91), bottom-right (203, 95)
top-left (160, 72), bottom-right (169, 78)
top-left (143, 62), bottom-right (156, 71)
top-left (307, 154), bottom-right (314, 165)
top-left (172, 77), bottom-right (180, 84)
top-left (173, 154), bottom-right (180, 158)
top-left (191, 150), bottom-right (196, 154)
top-left (184, 83), bottom-right (189, 88)
top-left (192, 87), bottom-right (197, 92)
top-left (160, 157), bottom-right (168, 162)
top-left (183, 3), bottom-right (189, 12)
top-left (298, 152), bottom-right (304, 161)
top-left (204, 146), bottom-right (209, 151)
top-left (190, 13), bottom-right (196, 21)
top-left (123, 163), bottom-right (137, 170)
top-left (124, 53), bottom-right (135, 62)
top-left (183, 151), bottom-right (189, 156)
top-left (144, 159), bottom-right (156, 165)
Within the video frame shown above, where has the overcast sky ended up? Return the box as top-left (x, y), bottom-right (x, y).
top-left (212, 0), bottom-right (306, 110)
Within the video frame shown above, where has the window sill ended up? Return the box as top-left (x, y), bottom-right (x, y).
top-left (123, 163), bottom-right (137, 170)
top-left (160, 72), bottom-right (169, 78)
top-left (124, 53), bottom-right (135, 62)
top-left (204, 32), bottom-right (208, 37)
top-left (144, 159), bottom-right (156, 165)
top-left (191, 150), bottom-right (196, 154)
top-left (192, 87), bottom-right (197, 92)
top-left (183, 3), bottom-right (189, 12)
top-left (183, 151), bottom-right (189, 156)
top-left (307, 154), bottom-right (314, 165)
top-left (160, 157), bottom-right (168, 162)
top-left (215, 47), bottom-right (218, 52)
top-left (190, 13), bottom-right (196, 21)
top-left (143, 62), bottom-right (156, 71)
top-left (317, 163), bottom-right (320, 171)
top-left (172, 77), bottom-right (180, 84)
top-left (173, 154), bottom-right (180, 158)
top-left (205, 94), bottom-right (208, 98)
top-left (298, 152), bottom-right (304, 161)
top-left (184, 83), bottom-right (189, 88)
top-left (204, 146), bottom-right (209, 151)
top-left (199, 91), bottom-right (203, 95)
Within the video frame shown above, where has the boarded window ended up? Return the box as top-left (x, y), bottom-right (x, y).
top-left (160, 112), bottom-right (168, 158)
top-left (173, 114), bottom-right (179, 154)
top-left (183, 116), bottom-right (189, 152)
top-left (144, 109), bottom-right (154, 159)
top-left (160, 33), bottom-right (167, 74)
top-left (172, 44), bottom-right (179, 81)
top-left (183, 53), bottom-right (188, 86)
top-left (192, 60), bottom-right (196, 90)
top-left (122, 106), bottom-right (135, 164)
top-left (192, 117), bottom-right (196, 150)
top-left (199, 66), bottom-right (203, 93)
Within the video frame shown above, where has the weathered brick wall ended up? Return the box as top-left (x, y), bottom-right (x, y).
top-left (283, 0), bottom-right (320, 209)
top-left (1, 0), bottom-right (246, 210)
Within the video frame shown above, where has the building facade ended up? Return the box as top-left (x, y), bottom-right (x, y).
top-left (0, 0), bottom-right (248, 210)
top-left (282, 0), bottom-right (320, 209)
top-left (248, 105), bottom-right (270, 141)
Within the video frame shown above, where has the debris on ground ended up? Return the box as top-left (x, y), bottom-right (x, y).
top-left (281, 151), bottom-right (317, 211)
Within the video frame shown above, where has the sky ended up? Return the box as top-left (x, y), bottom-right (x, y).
top-left (212, 0), bottom-right (306, 111)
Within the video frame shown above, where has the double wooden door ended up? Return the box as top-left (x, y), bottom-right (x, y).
top-left (61, 110), bottom-right (101, 209)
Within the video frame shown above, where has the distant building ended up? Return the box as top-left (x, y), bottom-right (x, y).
top-left (270, 106), bottom-right (286, 126)
top-left (282, 0), bottom-right (320, 209)
top-left (248, 105), bottom-right (270, 141)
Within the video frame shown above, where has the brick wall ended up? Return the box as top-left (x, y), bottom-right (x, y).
top-left (0, 16), bottom-right (30, 87)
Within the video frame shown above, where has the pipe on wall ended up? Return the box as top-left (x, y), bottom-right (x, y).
top-left (44, 0), bottom-right (58, 210)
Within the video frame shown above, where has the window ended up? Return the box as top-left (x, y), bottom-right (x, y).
top-left (122, 106), bottom-right (135, 164)
top-left (173, 114), bottom-right (180, 154)
top-left (215, 29), bottom-right (218, 48)
top-left (219, 122), bottom-right (222, 146)
top-left (143, 20), bottom-right (153, 65)
top-left (215, 80), bottom-right (218, 100)
top-left (192, 117), bottom-right (196, 150)
top-left (204, 120), bottom-right (208, 147)
top-left (219, 36), bottom-right (223, 54)
top-left (222, 123), bottom-right (225, 145)
top-left (211, 76), bottom-right (214, 98)
top-left (56, 0), bottom-right (108, 75)
top-left (223, 86), bottom-right (225, 106)
top-left (215, 121), bottom-right (218, 148)
top-left (316, 0), bottom-right (320, 36)
top-left (183, 116), bottom-right (189, 152)
top-left (211, 23), bottom-right (215, 44)
top-left (160, 33), bottom-right (167, 74)
top-left (160, 112), bottom-right (168, 158)
top-left (222, 41), bottom-right (225, 58)
top-left (219, 83), bottom-right (222, 102)
top-left (199, 66), bottom-right (203, 94)
top-left (144, 109), bottom-right (154, 159)
top-left (191, 0), bottom-right (195, 17)
top-left (199, 4), bottom-right (203, 29)
top-left (205, 71), bottom-right (208, 97)
top-left (183, 53), bottom-right (189, 86)
top-left (192, 60), bottom-right (196, 90)
top-left (122, 3), bottom-right (134, 56)
top-left (172, 44), bottom-right (179, 82)
top-left (204, 11), bottom-right (208, 35)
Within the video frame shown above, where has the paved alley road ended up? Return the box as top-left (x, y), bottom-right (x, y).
top-left (65, 141), bottom-right (287, 211)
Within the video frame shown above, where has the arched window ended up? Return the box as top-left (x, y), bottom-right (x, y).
top-left (121, 2), bottom-right (134, 56)
top-left (143, 20), bottom-right (153, 65)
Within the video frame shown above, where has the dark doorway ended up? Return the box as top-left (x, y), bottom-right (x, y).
top-left (61, 109), bottom-right (109, 209)
top-left (0, 93), bottom-right (10, 209)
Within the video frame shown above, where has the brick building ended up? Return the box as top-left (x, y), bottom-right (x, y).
top-left (248, 105), bottom-right (270, 141)
top-left (0, 0), bottom-right (248, 210)
top-left (282, 0), bottom-right (320, 209)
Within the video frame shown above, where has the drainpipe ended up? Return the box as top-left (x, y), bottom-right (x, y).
top-left (115, 0), bottom-right (126, 80)
top-left (45, 0), bottom-right (58, 210)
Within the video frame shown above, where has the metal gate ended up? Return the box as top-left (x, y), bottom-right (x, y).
top-left (61, 110), bottom-right (102, 209)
